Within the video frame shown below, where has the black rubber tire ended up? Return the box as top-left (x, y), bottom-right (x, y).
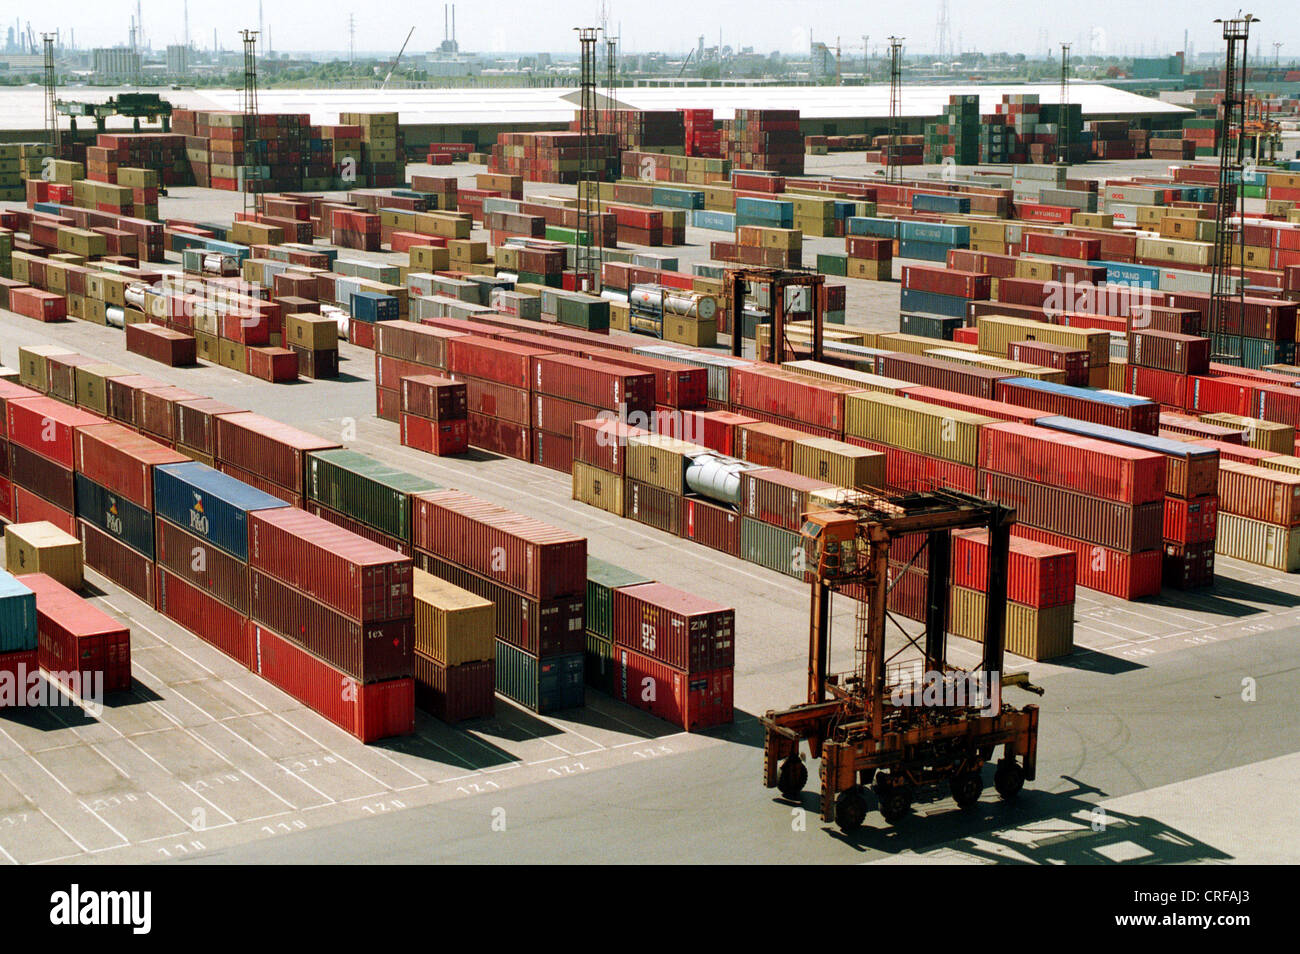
top-left (875, 783), bottom-right (913, 823)
top-left (777, 757), bottom-right (808, 800)
top-left (835, 788), bottom-right (869, 833)
top-left (950, 771), bottom-right (983, 809)
top-left (994, 760), bottom-right (1025, 801)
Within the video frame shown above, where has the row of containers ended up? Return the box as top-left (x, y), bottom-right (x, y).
top-left (1, 344), bottom-right (735, 735)
top-left (0, 567), bottom-right (132, 710)
top-left (369, 301), bottom-right (1300, 617)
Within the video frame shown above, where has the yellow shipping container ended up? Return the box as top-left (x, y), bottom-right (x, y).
top-left (412, 568), bottom-right (495, 665)
top-left (792, 437), bottom-right (885, 490)
top-left (411, 245), bottom-right (452, 271)
top-left (781, 360), bottom-right (912, 394)
top-left (219, 339), bottom-right (247, 372)
top-left (975, 315), bottom-right (1110, 370)
top-left (1072, 212), bottom-right (1114, 229)
top-left (1199, 413), bottom-right (1294, 453)
top-left (923, 347), bottom-right (1066, 383)
top-left (949, 586), bottom-right (1074, 661)
top-left (572, 461), bottom-right (626, 517)
top-left (1109, 358), bottom-right (1128, 391)
top-left (1259, 454), bottom-right (1300, 477)
top-left (879, 332), bottom-right (978, 356)
top-left (663, 315), bottom-right (716, 347)
top-left (74, 363), bottom-right (126, 415)
top-left (285, 314), bottom-right (337, 351)
top-left (843, 392), bottom-right (994, 466)
top-left (1215, 511), bottom-right (1300, 571)
top-left (626, 434), bottom-right (709, 495)
top-left (414, 211), bottom-right (472, 240)
top-left (4, 521), bottom-right (84, 590)
top-left (847, 258), bottom-right (891, 281)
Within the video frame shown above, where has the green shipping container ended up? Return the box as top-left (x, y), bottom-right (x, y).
top-left (585, 631), bottom-right (615, 693)
top-left (517, 270), bottom-right (563, 288)
top-left (740, 518), bottom-right (806, 580)
top-left (305, 449), bottom-right (441, 541)
top-left (0, 572), bottom-right (38, 653)
top-left (495, 640), bottom-right (585, 713)
top-left (817, 252), bottom-right (849, 276)
top-left (585, 557), bottom-right (652, 639)
top-left (556, 293), bottom-right (611, 331)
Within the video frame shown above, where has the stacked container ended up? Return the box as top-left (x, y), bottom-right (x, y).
top-left (399, 375), bottom-right (468, 457)
top-left (410, 489), bottom-right (587, 714)
top-left (411, 569), bottom-right (496, 721)
top-left (0, 572), bottom-right (38, 707)
top-left (19, 571), bottom-right (130, 697)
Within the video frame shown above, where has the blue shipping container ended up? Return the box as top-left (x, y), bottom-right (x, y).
top-left (74, 473), bottom-right (156, 561)
top-left (0, 572), bottom-right (37, 654)
top-left (651, 187), bottom-right (704, 210)
top-left (899, 288), bottom-right (970, 319)
top-left (1093, 260), bottom-right (1161, 290)
top-left (1036, 416), bottom-right (1215, 460)
top-left (899, 221), bottom-right (970, 245)
top-left (912, 193), bottom-right (971, 214)
top-left (350, 291), bottom-right (400, 323)
top-left (735, 196), bottom-right (794, 228)
top-left (153, 461), bottom-right (290, 563)
top-left (897, 240), bottom-right (951, 262)
top-left (691, 209), bottom-right (737, 231)
top-left (1000, 377), bottom-right (1156, 409)
top-left (848, 216), bottom-right (900, 238)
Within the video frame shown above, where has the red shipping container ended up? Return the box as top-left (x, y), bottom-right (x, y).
top-left (612, 581), bottom-right (734, 673)
top-left (250, 622), bottom-right (414, 742)
top-left (247, 347), bottom-right (299, 382)
top-left (532, 430), bottom-right (574, 473)
top-left (467, 412), bottom-right (530, 461)
top-left (20, 572), bottom-right (131, 695)
top-left (572, 418), bottom-right (649, 475)
top-left (7, 397), bottom-right (105, 469)
top-left (671, 410), bottom-right (759, 455)
top-left (1129, 329), bottom-right (1210, 376)
top-left (156, 516), bottom-right (250, 614)
top-left (735, 421), bottom-right (807, 470)
top-left (900, 265), bottom-right (991, 299)
top-left (375, 322), bottom-right (463, 368)
top-left (156, 567), bottom-right (255, 669)
top-left (136, 387), bottom-right (202, 442)
top-left (450, 375), bottom-right (529, 425)
top-left (350, 321), bottom-right (375, 350)
top-left (1011, 524), bottom-right (1162, 600)
top-left (308, 502), bottom-right (411, 558)
top-left (580, 347), bottom-right (708, 409)
top-left (10, 288), bottom-right (67, 322)
top-left (531, 353), bottom-right (656, 415)
top-left (1159, 413), bottom-right (1243, 444)
top-left (14, 486), bottom-right (74, 535)
top-left (249, 507), bottom-right (413, 623)
top-left (412, 652), bottom-right (495, 722)
top-left (979, 471), bottom-right (1163, 553)
top-left (739, 468), bottom-right (834, 531)
top-left (250, 570), bottom-right (412, 683)
top-left (410, 490), bottom-right (586, 600)
top-left (1187, 376), bottom-right (1253, 416)
top-left (533, 392), bottom-right (601, 439)
top-left (1022, 232), bottom-right (1102, 261)
top-left (74, 423), bottom-right (188, 510)
top-left (0, 477), bottom-right (12, 522)
top-left (846, 236), bottom-right (891, 260)
top-left (174, 398), bottom-right (243, 455)
top-left (951, 529), bottom-right (1076, 609)
top-left (10, 443), bottom-right (75, 511)
top-left (401, 413), bottom-right (469, 455)
top-left (1123, 364), bottom-right (1188, 410)
top-left (1250, 384), bottom-right (1300, 430)
top-left (215, 412), bottom-right (341, 496)
top-left (1006, 341), bottom-right (1090, 386)
top-left (0, 380), bottom-right (43, 438)
top-left (625, 478), bottom-right (681, 535)
top-left (125, 323), bottom-right (198, 366)
top-left (400, 375), bottom-right (467, 421)
top-left (1163, 496), bottom-right (1218, 545)
top-left (0, 650), bottom-right (38, 707)
top-left (610, 646), bottom-right (733, 731)
top-left (901, 386), bottom-right (1051, 426)
top-left (730, 365), bottom-right (857, 431)
top-left (848, 438), bottom-right (978, 494)
top-left (680, 496), bottom-right (742, 557)
top-left (78, 519), bottom-right (155, 608)
top-left (981, 421), bottom-right (1166, 505)
top-left (448, 336), bottom-right (553, 390)
top-left (104, 373), bottom-right (166, 427)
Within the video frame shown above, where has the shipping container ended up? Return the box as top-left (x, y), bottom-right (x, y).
top-left (74, 423), bottom-right (188, 510)
top-left (494, 640), bottom-right (584, 714)
top-left (980, 421), bottom-right (1165, 505)
top-left (77, 519), bottom-right (155, 608)
top-left (980, 470), bottom-right (1162, 553)
top-left (612, 582), bottom-right (735, 673)
top-left (1036, 416), bottom-right (1220, 499)
top-left (412, 652), bottom-right (494, 722)
top-left (844, 392), bottom-right (992, 467)
top-left (153, 461), bottom-right (291, 562)
top-left (413, 568), bottom-right (495, 665)
top-left (216, 412), bottom-right (342, 497)
top-left (571, 460), bottom-right (626, 516)
top-left (1011, 524), bottom-right (1163, 600)
top-left (251, 622), bottom-right (415, 742)
top-left (625, 478), bottom-right (681, 535)
top-left (680, 496), bottom-right (743, 557)
top-left (174, 398), bottom-right (243, 457)
top-left (411, 490), bottom-right (586, 600)
top-left (1162, 539), bottom-right (1215, 590)
top-left (1214, 511), bottom-right (1300, 571)
top-left (156, 567), bottom-right (255, 669)
top-left (610, 646), bottom-right (733, 731)
top-left (3, 522), bottom-right (82, 592)
top-left (305, 449), bottom-right (440, 542)
top-left (739, 468), bottom-right (835, 532)
top-left (948, 586), bottom-right (1074, 661)
top-left (0, 572), bottom-right (37, 653)
top-left (585, 558), bottom-right (653, 641)
top-left (9, 443), bottom-right (75, 512)
top-left (74, 472), bottom-right (155, 560)
top-left (155, 516), bottom-right (250, 615)
top-left (740, 517), bottom-right (805, 579)
top-left (7, 397), bottom-right (104, 469)
top-left (250, 569), bottom-right (412, 683)
top-left (1217, 460), bottom-right (1300, 526)
top-left (952, 529), bottom-right (1076, 609)
top-left (414, 550), bottom-right (585, 658)
top-left (20, 572), bottom-right (131, 695)
top-left (995, 378), bottom-right (1159, 434)
top-left (1164, 495), bottom-right (1218, 546)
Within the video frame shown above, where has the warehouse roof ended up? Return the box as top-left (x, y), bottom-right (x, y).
top-left (0, 82), bottom-right (1188, 132)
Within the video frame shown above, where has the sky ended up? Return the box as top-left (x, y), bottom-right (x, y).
top-left (11, 0), bottom-right (1297, 60)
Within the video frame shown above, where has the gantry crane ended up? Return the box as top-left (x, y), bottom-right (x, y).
top-left (726, 266), bottom-right (827, 363)
top-left (760, 488), bottom-right (1042, 831)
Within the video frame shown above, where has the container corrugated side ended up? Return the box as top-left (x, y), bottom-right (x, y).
top-left (610, 646), bottom-right (733, 731)
top-left (948, 585), bottom-right (1075, 661)
top-left (740, 518), bottom-right (805, 579)
top-left (1214, 511), bottom-right (1300, 571)
top-left (494, 640), bottom-right (585, 714)
top-left (413, 568), bottom-right (495, 665)
top-left (153, 461), bottom-right (292, 562)
top-left (306, 448), bottom-right (441, 541)
top-left (156, 567), bottom-right (255, 669)
top-left (585, 557), bottom-right (652, 641)
top-left (844, 392), bottom-right (992, 467)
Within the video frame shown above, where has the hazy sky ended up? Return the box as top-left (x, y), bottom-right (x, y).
top-left (14, 0), bottom-right (1297, 59)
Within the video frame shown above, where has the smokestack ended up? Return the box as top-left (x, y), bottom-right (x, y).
top-left (444, 5), bottom-right (448, 43)
top-left (452, 5), bottom-right (456, 44)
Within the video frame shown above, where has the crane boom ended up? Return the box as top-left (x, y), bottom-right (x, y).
top-left (381, 26), bottom-right (417, 89)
